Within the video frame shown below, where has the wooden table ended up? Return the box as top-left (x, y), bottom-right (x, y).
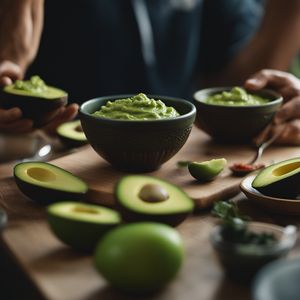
top-left (1, 128), bottom-right (300, 300)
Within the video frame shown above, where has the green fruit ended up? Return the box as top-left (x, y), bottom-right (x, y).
top-left (252, 157), bottom-right (300, 198)
top-left (48, 202), bottom-right (121, 251)
top-left (188, 158), bottom-right (227, 181)
top-left (0, 76), bottom-right (67, 127)
top-left (94, 222), bottom-right (184, 294)
top-left (57, 120), bottom-right (88, 148)
top-left (115, 175), bottom-right (194, 226)
top-left (14, 162), bottom-right (88, 204)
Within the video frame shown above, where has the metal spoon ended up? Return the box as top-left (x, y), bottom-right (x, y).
top-left (230, 125), bottom-right (285, 176)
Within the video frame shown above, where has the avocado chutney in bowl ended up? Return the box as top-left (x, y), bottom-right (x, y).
top-left (92, 93), bottom-right (180, 120)
top-left (79, 93), bottom-right (196, 172)
top-left (193, 86), bottom-right (283, 143)
top-left (0, 76), bottom-right (68, 127)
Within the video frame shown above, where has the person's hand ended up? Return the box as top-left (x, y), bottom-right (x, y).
top-left (245, 69), bottom-right (300, 145)
top-left (42, 103), bottom-right (79, 136)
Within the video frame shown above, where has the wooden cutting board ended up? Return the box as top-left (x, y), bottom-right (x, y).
top-left (50, 126), bottom-right (300, 209)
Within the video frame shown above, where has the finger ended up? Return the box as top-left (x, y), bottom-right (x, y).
top-left (274, 96), bottom-right (300, 124)
top-left (0, 119), bottom-right (33, 134)
top-left (244, 69), bottom-right (300, 94)
top-left (42, 106), bottom-right (65, 124)
top-left (273, 120), bottom-right (300, 145)
top-left (43, 104), bottom-right (79, 135)
top-left (0, 107), bottom-right (22, 123)
top-left (0, 76), bottom-right (13, 86)
top-left (0, 61), bottom-right (23, 80)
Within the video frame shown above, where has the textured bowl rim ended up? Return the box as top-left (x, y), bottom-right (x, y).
top-left (193, 87), bottom-right (283, 108)
top-left (79, 94), bottom-right (196, 123)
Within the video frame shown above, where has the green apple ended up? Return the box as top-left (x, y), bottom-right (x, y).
top-left (188, 158), bottom-right (227, 181)
top-left (94, 222), bottom-right (184, 294)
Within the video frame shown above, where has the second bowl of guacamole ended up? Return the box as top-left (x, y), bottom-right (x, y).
top-left (193, 86), bottom-right (283, 143)
top-left (79, 93), bottom-right (196, 172)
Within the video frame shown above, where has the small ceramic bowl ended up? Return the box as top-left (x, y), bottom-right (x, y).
top-left (210, 222), bottom-right (297, 281)
top-left (193, 87), bottom-right (282, 143)
top-left (79, 95), bottom-right (196, 172)
top-left (253, 258), bottom-right (300, 300)
top-left (240, 174), bottom-right (300, 215)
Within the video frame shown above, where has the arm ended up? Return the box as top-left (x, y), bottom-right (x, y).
top-left (205, 0), bottom-right (300, 86)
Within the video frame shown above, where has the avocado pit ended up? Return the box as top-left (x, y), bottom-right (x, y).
top-left (138, 184), bottom-right (169, 203)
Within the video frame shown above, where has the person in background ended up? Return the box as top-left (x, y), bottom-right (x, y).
top-left (0, 0), bottom-right (300, 144)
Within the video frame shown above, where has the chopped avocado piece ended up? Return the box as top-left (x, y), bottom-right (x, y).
top-left (188, 158), bottom-right (227, 181)
top-left (252, 157), bottom-right (300, 198)
top-left (115, 175), bottom-right (194, 226)
top-left (48, 202), bottom-right (121, 251)
top-left (57, 120), bottom-right (87, 147)
top-left (14, 162), bottom-right (88, 204)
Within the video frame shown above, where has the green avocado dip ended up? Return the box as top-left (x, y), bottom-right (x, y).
top-left (3, 75), bottom-right (67, 99)
top-left (204, 87), bottom-right (269, 106)
top-left (93, 93), bottom-right (180, 120)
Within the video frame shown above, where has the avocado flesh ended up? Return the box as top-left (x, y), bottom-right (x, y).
top-left (188, 158), bottom-right (227, 181)
top-left (3, 84), bottom-right (67, 99)
top-left (48, 202), bottom-right (121, 251)
top-left (252, 158), bottom-right (300, 198)
top-left (14, 162), bottom-right (88, 204)
top-left (115, 175), bottom-right (194, 226)
top-left (57, 120), bottom-right (87, 142)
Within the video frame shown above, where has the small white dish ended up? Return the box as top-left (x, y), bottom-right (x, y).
top-left (240, 174), bottom-right (300, 215)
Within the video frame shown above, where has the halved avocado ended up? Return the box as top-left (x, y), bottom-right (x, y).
top-left (14, 162), bottom-right (88, 204)
top-left (252, 157), bottom-right (300, 198)
top-left (57, 120), bottom-right (88, 148)
top-left (0, 76), bottom-right (68, 127)
top-left (115, 175), bottom-right (194, 226)
top-left (48, 202), bottom-right (121, 251)
top-left (188, 158), bottom-right (227, 181)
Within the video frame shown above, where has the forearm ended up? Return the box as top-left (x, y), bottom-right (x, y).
top-left (0, 0), bottom-right (44, 73)
top-left (206, 0), bottom-right (300, 86)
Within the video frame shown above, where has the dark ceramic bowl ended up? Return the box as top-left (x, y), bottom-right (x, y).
top-left (211, 222), bottom-right (297, 282)
top-left (193, 87), bottom-right (283, 143)
top-left (79, 95), bottom-right (196, 172)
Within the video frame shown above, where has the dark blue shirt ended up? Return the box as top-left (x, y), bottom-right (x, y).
top-left (28, 0), bottom-right (263, 102)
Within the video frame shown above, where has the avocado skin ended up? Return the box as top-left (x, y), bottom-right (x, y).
top-left (0, 90), bottom-right (68, 127)
top-left (253, 172), bottom-right (300, 199)
top-left (14, 176), bottom-right (87, 205)
top-left (47, 213), bottom-right (119, 251)
top-left (58, 135), bottom-right (88, 148)
top-left (115, 205), bottom-right (190, 227)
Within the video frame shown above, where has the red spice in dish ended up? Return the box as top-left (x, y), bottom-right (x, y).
top-left (230, 163), bottom-right (265, 172)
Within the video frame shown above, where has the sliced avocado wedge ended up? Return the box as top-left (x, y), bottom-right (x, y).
top-left (115, 175), bottom-right (194, 226)
top-left (57, 120), bottom-right (88, 148)
top-left (252, 157), bottom-right (300, 198)
top-left (0, 76), bottom-right (68, 127)
top-left (14, 162), bottom-right (88, 204)
top-left (48, 202), bottom-right (121, 251)
top-left (188, 158), bottom-right (227, 181)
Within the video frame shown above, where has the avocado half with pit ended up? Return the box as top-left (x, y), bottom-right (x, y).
top-left (14, 162), bottom-right (88, 204)
top-left (57, 120), bottom-right (88, 148)
top-left (115, 175), bottom-right (194, 226)
top-left (252, 157), bottom-right (300, 198)
top-left (48, 202), bottom-right (121, 251)
top-left (188, 158), bottom-right (227, 181)
top-left (0, 76), bottom-right (68, 127)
